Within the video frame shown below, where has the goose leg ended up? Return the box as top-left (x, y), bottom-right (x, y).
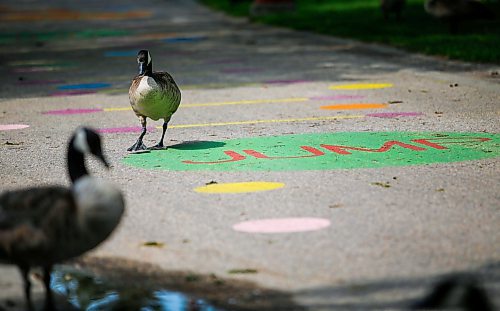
top-left (43, 265), bottom-right (55, 311)
top-left (19, 265), bottom-right (34, 311)
top-left (151, 119), bottom-right (170, 150)
top-left (128, 116), bottom-right (148, 151)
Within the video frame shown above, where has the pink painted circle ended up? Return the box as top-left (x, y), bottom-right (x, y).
top-left (233, 217), bottom-right (331, 233)
top-left (0, 124), bottom-right (30, 131)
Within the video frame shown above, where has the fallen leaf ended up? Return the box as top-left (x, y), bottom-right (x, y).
top-left (329, 204), bottom-right (343, 209)
top-left (142, 241), bottom-right (165, 248)
top-left (228, 269), bottom-right (258, 274)
top-left (185, 274), bottom-right (200, 282)
top-left (206, 180), bottom-right (218, 185)
top-left (4, 141), bottom-right (23, 145)
top-left (371, 182), bottom-right (391, 188)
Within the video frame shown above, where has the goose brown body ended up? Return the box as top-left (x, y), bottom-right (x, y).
top-left (129, 72), bottom-right (181, 122)
top-left (0, 127), bottom-right (124, 310)
top-left (0, 186), bottom-right (77, 265)
top-left (0, 180), bottom-right (123, 266)
top-left (127, 49), bottom-right (181, 151)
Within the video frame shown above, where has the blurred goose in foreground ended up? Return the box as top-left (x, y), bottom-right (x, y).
top-left (0, 127), bottom-right (124, 310)
top-left (128, 49), bottom-right (181, 152)
top-left (381, 0), bottom-right (406, 20)
top-left (425, 0), bottom-right (495, 33)
top-left (413, 274), bottom-right (494, 311)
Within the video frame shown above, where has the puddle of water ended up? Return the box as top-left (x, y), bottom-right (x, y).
top-left (51, 267), bottom-right (222, 311)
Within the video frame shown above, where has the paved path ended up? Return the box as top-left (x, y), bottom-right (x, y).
top-left (1, 0), bottom-right (499, 309)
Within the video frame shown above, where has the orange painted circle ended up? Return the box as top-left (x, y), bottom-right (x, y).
top-left (320, 103), bottom-right (388, 110)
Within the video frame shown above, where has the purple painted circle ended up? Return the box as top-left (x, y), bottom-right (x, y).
top-left (50, 90), bottom-right (97, 97)
top-left (97, 126), bottom-right (156, 134)
top-left (233, 217), bottom-right (331, 234)
top-left (0, 124), bottom-right (30, 131)
top-left (366, 112), bottom-right (423, 118)
top-left (43, 108), bottom-right (102, 115)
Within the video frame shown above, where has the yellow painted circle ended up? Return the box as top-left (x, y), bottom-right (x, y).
top-left (195, 182), bottom-right (285, 194)
top-left (329, 83), bottom-right (393, 90)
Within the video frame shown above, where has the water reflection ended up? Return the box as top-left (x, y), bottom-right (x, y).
top-left (51, 268), bottom-right (221, 310)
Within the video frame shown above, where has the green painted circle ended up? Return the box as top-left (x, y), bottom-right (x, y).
top-left (122, 132), bottom-right (499, 171)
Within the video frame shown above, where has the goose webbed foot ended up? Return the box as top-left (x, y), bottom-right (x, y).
top-left (127, 140), bottom-right (147, 152)
top-left (149, 142), bottom-right (166, 150)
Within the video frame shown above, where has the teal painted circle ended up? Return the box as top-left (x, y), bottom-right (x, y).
top-left (122, 132), bottom-right (499, 171)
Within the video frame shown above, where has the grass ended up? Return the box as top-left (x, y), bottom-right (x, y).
top-left (200, 0), bottom-right (500, 64)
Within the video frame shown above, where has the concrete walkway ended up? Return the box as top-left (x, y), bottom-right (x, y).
top-left (0, 0), bottom-right (499, 309)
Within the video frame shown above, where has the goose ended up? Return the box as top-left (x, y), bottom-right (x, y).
top-left (412, 275), bottom-right (494, 310)
top-left (0, 127), bottom-right (124, 310)
top-left (381, 0), bottom-right (406, 20)
top-left (128, 49), bottom-right (181, 152)
top-left (424, 0), bottom-right (495, 33)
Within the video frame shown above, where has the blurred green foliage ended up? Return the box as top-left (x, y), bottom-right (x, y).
top-left (201, 0), bottom-right (500, 64)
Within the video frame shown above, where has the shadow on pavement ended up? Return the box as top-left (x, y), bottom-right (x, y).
top-left (294, 261), bottom-right (499, 310)
top-left (169, 140), bottom-right (226, 150)
top-left (51, 256), bottom-right (303, 311)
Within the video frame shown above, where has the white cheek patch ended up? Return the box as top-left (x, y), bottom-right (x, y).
top-left (136, 76), bottom-right (156, 95)
top-left (147, 51), bottom-right (151, 65)
top-left (74, 128), bottom-right (90, 154)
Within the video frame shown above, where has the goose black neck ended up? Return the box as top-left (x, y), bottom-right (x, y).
top-left (67, 138), bottom-right (88, 183)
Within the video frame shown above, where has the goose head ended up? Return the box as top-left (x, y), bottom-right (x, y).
top-left (137, 49), bottom-right (152, 75)
top-left (68, 127), bottom-right (109, 183)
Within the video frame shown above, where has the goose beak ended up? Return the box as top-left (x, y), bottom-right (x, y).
top-left (101, 157), bottom-right (110, 169)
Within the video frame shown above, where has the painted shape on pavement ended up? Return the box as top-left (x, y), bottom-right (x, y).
top-left (1, 9), bottom-right (151, 22)
top-left (122, 132), bottom-right (500, 172)
top-left (50, 90), bottom-right (97, 97)
top-left (97, 126), bottom-right (156, 134)
top-left (57, 83), bottom-right (111, 90)
top-left (329, 83), bottom-right (393, 90)
top-left (164, 36), bottom-right (205, 43)
top-left (195, 182), bottom-right (285, 194)
top-left (0, 124), bottom-right (29, 131)
top-left (43, 108), bottom-right (102, 115)
top-left (321, 103), bottom-right (388, 110)
top-left (233, 218), bottom-right (331, 233)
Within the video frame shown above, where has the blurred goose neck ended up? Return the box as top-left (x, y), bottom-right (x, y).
top-left (67, 139), bottom-right (88, 183)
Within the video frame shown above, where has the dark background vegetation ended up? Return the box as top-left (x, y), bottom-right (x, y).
top-left (201, 0), bottom-right (500, 64)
